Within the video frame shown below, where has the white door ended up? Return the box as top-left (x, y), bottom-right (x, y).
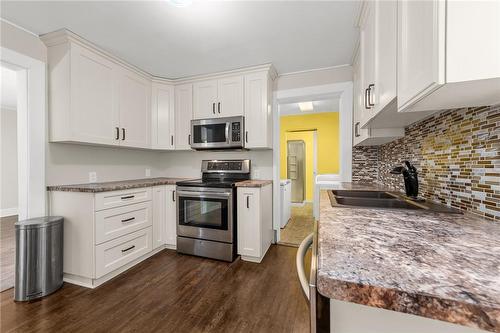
top-left (244, 72), bottom-right (269, 149)
top-left (374, 0), bottom-right (397, 114)
top-left (217, 76), bottom-right (244, 117)
top-left (165, 185), bottom-right (177, 248)
top-left (70, 43), bottom-right (119, 145)
top-left (360, 1), bottom-right (376, 121)
top-left (193, 80), bottom-right (217, 119)
top-left (174, 83), bottom-right (193, 150)
top-left (152, 186), bottom-right (166, 250)
top-left (398, 0), bottom-right (444, 110)
top-left (118, 69), bottom-right (151, 148)
top-left (151, 82), bottom-right (175, 149)
top-left (237, 188), bottom-right (260, 258)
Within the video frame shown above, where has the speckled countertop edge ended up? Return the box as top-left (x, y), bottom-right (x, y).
top-left (317, 183), bottom-right (500, 332)
top-left (234, 180), bottom-right (273, 187)
top-left (46, 177), bottom-right (190, 193)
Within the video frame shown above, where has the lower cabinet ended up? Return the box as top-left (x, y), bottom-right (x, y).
top-left (237, 184), bottom-right (273, 263)
top-left (49, 185), bottom-right (177, 289)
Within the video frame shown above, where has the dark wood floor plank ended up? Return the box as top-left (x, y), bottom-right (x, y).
top-left (1, 245), bottom-right (309, 333)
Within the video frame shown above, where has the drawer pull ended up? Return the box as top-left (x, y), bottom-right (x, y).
top-left (121, 245), bottom-right (135, 253)
top-left (121, 217), bottom-right (135, 223)
top-left (121, 195), bottom-right (135, 200)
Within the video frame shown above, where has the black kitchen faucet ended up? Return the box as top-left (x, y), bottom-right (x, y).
top-left (390, 161), bottom-right (419, 199)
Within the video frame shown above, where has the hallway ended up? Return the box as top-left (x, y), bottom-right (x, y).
top-left (279, 203), bottom-right (314, 247)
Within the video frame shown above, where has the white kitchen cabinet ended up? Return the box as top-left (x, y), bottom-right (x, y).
top-left (359, 1), bottom-right (376, 121)
top-left (151, 81), bottom-right (175, 150)
top-left (174, 83), bottom-right (193, 150)
top-left (353, 39), bottom-right (403, 147)
top-left (244, 72), bottom-right (273, 149)
top-left (237, 184), bottom-right (273, 263)
top-left (42, 30), bottom-right (152, 148)
top-left (193, 76), bottom-right (243, 119)
top-left (165, 185), bottom-right (177, 248)
top-left (117, 68), bottom-right (151, 148)
top-left (152, 186), bottom-right (166, 250)
top-left (398, 0), bottom-right (500, 112)
top-left (193, 80), bottom-right (218, 119)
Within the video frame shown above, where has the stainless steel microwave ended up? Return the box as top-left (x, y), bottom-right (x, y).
top-left (190, 116), bottom-right (245, 150)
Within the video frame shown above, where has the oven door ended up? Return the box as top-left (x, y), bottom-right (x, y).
top-left (190, 120), bottom-right (230, 149)
top-left (177, 187), bottom-right (233, 243)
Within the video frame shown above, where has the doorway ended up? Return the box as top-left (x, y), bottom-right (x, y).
top-left (287, 140), bottom-right (305, 203)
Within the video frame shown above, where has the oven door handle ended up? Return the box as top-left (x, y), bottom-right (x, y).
top-left (177, 191), bottom-right (232, 200)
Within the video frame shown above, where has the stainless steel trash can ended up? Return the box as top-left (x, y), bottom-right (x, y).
top-left (14, 216), bottom-right (64, 301)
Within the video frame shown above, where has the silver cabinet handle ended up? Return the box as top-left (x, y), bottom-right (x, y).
top-left (121, 245), bottom-right (135, 253)
top-left (121, 195), bottom-right (135, 200)
top-left (217, 102), bottom-right (221, 114)
top-left (172, 190), bottom-right (176, 202)
top-left (296, 233), bottom-right (313, 300)
top-left (245, 131), bottom-right (248, 143)
top-left (121, 217), bottom-right (135, 223)
top-left (212, 102), bottom-right (215, 114)
top-left (355, 122), bottom-right (360, 137)
top-left (246, 195), bottom-right (250, 209)
top-left (364, 88), bottom-right (370, 109)
top-left (122, 128), bottom-right (126, 140)
top-left (188, 134), bottom-right (191, 145)
top-left (171, 135), bottom-right (174, 146)
top-left (368, 84), bottom-right (375, 107)
top-left (115, 127), bottom-right (120, 140)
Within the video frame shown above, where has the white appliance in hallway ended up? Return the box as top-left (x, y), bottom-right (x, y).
top-left (287, 140), bottom-right (305, 203)
top-left (280, 179), bottom-right (291, 228)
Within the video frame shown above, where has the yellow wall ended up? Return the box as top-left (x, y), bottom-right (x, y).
top-left (280, 112), bottom-right (340, 201)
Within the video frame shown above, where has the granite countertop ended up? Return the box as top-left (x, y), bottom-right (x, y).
top-left (234, 180), bottom-right (273, 187)
top-left (317, 183), bottom-right (500, 332)
top-left (47, 177), bottom-right (190, 193)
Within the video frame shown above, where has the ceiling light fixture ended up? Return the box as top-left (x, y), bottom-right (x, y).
top-left (167, 0), bottom-right (192, 7)
top-left (298, 102), bottom-right (314, 112)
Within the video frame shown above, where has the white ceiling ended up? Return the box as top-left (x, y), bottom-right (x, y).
top-left (280, 98), bottom-right (339, 116)
top-left (1, 1), bottom-right (360, 79)
top-left (1, 66), bottom-right (17, 110)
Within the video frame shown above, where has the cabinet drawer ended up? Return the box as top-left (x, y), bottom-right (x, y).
top-left (95, 227), bottom-right (152, 278)
top-left (95, 201), bottom-right (152, 244)
top-left (95, 188), bottom-right (151, 211)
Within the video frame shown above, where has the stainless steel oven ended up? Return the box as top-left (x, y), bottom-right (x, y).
top-left (190, 116), bottom-right (244, 150)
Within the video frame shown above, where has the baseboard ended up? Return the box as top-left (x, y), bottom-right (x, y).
top-left (0, 207), bottom-right (18, 218)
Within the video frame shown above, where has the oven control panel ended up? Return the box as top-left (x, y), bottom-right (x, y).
top-left (231, 122), bottom-right (241, 142)
top-left (202, 159), bottom-right (250, 173)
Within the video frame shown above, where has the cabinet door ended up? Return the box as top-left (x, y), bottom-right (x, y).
top-left (165, 185), bottom-right (177, 248)
top-left (217, 76), bottom-right (244, 117)
top-left (373, 0), bottom-right (397, 115)
top-left (152, 186), bottom-right (166, 250)
top-left (151, 82), bottom-right (175, 149)
top-left (118, 69), bottom-right (151, 148)
top-left (174, 84), bottom-right (193, 150)
top-left (193, 80), bottom-right (217, 119)
top-left (353, 55), bottom-right (369, 146)
top-left (244, 72), bottom-right (270, 149)
top-left (360, 2), bottom-right (376, 121)
top-left (237, 188), bottom-right (261, 257)
top-left (70, 43), bottom-right (119, 145)
top-left (398, 0), bottom-right (445, 111)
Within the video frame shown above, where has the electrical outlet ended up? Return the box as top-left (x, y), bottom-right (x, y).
top-left (89, 172), bottom-right (97, 183)
top-left (145, 168), bottom-right (151, 177)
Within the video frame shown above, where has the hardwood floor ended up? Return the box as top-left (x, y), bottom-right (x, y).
top-left (1, 245), bottom-right (310, 333)
top-left (0, 215), bottom-right (17, 292)
top-left (279, 204), bottom-right (314, 247)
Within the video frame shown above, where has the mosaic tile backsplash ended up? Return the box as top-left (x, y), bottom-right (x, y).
top-left (352, 104), bottom-right (500, 221)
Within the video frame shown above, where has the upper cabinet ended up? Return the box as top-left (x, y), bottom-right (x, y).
top-left (398, 0), bottom-right (500, 112)
top-left (42, 30), bottom-right (151, 149)
top-left (174, 83), bottom-right (193, 150)
top-left (193, 76), bottom-right (243, 119)
top-left (244, 72), bottom-right (273, 149)
top-left (151, 81), bottom-right (175, 150)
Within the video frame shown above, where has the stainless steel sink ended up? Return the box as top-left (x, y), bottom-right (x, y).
top-left (330, 190), bottom-right (396, 199)
top-left (328, 190), bottom-right (462, 213)
top-left (333, 196), bottom-right (423, 210)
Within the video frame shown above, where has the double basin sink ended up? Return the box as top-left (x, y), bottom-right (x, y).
top-left (328, 190), bottom-right (462, 213)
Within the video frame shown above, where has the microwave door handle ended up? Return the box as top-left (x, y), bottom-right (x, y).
top-left (225, 122), bottom-right (230, 144)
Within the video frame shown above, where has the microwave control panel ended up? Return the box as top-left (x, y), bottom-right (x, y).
top-left (231, 122), bottom-right (241, 142)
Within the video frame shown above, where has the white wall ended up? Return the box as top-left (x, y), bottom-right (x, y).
top-left (161, 150), bottom-right (273, 180)
top-left (0, 107), bottom-right (18, 214)
top-left (275, 65), bottom-right (352, 91)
